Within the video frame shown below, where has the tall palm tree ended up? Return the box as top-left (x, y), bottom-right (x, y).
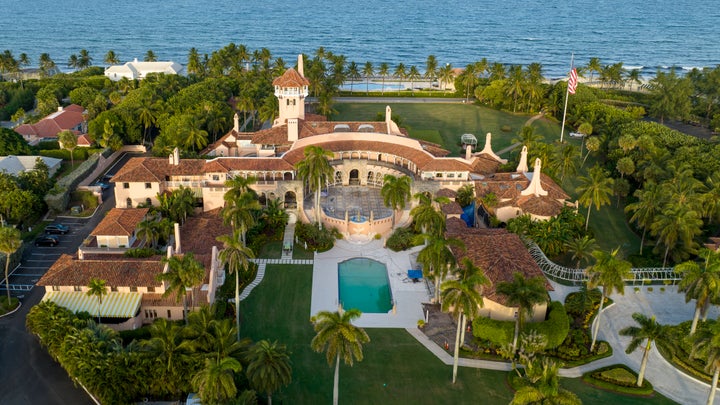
top-left (157, 253), bottom-right (205, 324)
top-left (346, 61), bottom-right (360, 93)
top-left (510, 357), bottom-right (581, 405)
top-left (104, 50), bottom-right (120, 66)
top-left (576, 165), bottom-right (614, 231)
top-left (86, 278), bottom-right (108, 324)
top-left (394, 63), bottom-right (407, 95)
top-left (416, 234), bottom-right (463, 303)
top-left (222, 191), bottom-right (260, 245)
top-left (217, 232), bottom-right (255, 340)
top-left (563, 235), bottom-right (598, 269)
top-left (495, 273), bottom-right (549, 352)
top-left (506, 65), bottom-right (525, 112)
top-left (144, 49), bottom-right (157, 62)
top-left (407, 65), bottom-right (421, 93)
top-left (77, 49), bottom-right (93, 68)
top-left (441, 259), bottom-right (489, 383)
top-left (586, 248), bottom-right (632, 351)
top-left (361, 61), bottom-right (374, 95)
top-left (410, 192), bottom-right (447, 237)
top-left (192, 356), bottom-right (242, 404)
top-left (295, 146), bottom-right (334, 229)
top-left (378, 62), bottom-right (390, 94)
top-left (619, 313), bottom-right (667, 387)
top-left (586, 57), bottom-right (602, 84)
top-left (246, 340), bottom-right (292, 405)
top-left (145, 318), bottom-right (194, 395)
top-left (136, 217), bottom-right (161, 248)
top-left (439, 63), bottom-right (454, 91)
top-left (310, 309), bottom-right (369, 405)
top-left (551, 141), bottom-right (579, 182)
top-left (625, 183), bottom-right (663, 255)
top-left (39, 53), bottom-right (56, 76)
top-left (691, 320), bottom-right (720, 405)
top-left (380, 175), bottom-right (411, 228)
top-left (224, 175), bottom-right (257, 203)
top-left (675, 248), bottom-right (720, 334)
top-left (0, 226), bottom-right (21, 303)
top-left (651, 203), bottom-right (703, 267)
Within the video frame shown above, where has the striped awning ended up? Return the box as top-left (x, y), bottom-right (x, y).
top-left (43, 291), bottom-right (142, 318)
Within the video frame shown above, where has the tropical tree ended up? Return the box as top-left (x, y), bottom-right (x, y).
top-left (619, 313), bottom-right (667, 387)
top-left (39, 53), bottom-right (56, 76)
top-left (674, 248), bottom-right (720, 334)
top-left (416, 234), bottom-right (463, 304)
top-left (217, 231), bottom-right (254, 340)
top-left (586, 248), bottom-right (632, 351)
top-left (222, 191), bottom-right (260, 245)
top-left (407, 65), bottom-right (421, 93)
top-left (104, 50), bottom-right (120, 66)
top-left (564, 235), bottom-right (598, 269)
top-left (625, 183), bottom-right (662, 255)
top-left (551, 141), bottom-right (579, 182)
top-left (86, 278), bottom-right (108, 324)
top-left (361, 61), bottom-right (374, 95)
top-left (586, 57), bottom-right (602, 83)
top-left (192, 357), bottom-right (243, 405)
top-left (495, 273), bottom-right (549, 352)
top-left (651, 203), bottom-right (703, 267)
top-left (576, 165), bottom-right (614, 230)
top-left (394, 63), bottom-right (407, 95)
top-left (144, 50), bottom-right (157, 62)
top-left (145, 317), bottom-right (194, 396)
top-left (157, 253), bottom-right (205, 324)
top-left (310, 309), bottom-right (369, 405)
top-left (246, 340), bottom-right (292, 405)
top-left (510, 357), bottom-right (581, 405)
top-left (0, 226), bottom-right (21, 303)
top-left (57, 130), bottom-right (78, 167)
top-left (441, 258), bottom-right (489, 383)
top-left (346, 61), bottom-right (360, 93)
top-left (380, 174), bottom-right (411, 228)
top-left (425, 55), bottom-right (438, 83)
top-left (649, 68), bottom-right (693, 124)
top-left (378, 62), bottom-right (390, 94)
top-left (77, 49), bottom-right (93, 68)
top-left (455, 184), bottom-right (475, 208)
top-left (691, 320), bottom-right (720, 405)
top-left (439, 63), bottom-right (454, 91)
top-left (410, 192), bottom-right (447, 237)
top-left (295, 146), bottom-right (334, 229)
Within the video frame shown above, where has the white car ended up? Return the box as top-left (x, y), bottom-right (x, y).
top-left (569, 132), bottom-right (585, 138)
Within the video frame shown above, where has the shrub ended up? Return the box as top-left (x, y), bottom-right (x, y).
top-left (500, 125), bottom-right (512, 132)
top-left (583, 364), bottom-right (654, 395)
top-left (124, 247), bottom-right (159, 258)
top-left (386, 226), bottom-right (421, 251)
top-left (295, 222), bottom-right (336, 252)
top-left (472, 316), bottom-right (514, 345)
top-left (524, 301), bottom-right (569, 349)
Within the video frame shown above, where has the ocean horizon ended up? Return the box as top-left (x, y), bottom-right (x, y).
top-left (2, 0), bottom-right (719, 79)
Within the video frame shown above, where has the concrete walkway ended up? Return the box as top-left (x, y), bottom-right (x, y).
top-left (405, 278), bottom-right (719, 404)
top-left (280, 222), bottom-right (295, 260)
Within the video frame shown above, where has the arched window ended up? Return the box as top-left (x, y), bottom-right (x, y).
top-left (145, 198), bottom-right (152, 206)
top-left (126, 198), bottom-right (132, 208)
top-left (349, 169), bottom-right (359, 186)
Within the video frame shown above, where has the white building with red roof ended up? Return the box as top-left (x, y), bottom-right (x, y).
top-left (14, 104), bottom-right (87, 145)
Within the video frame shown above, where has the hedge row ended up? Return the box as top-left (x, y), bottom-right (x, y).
top-left (472, 301), bottom-right (569, 349)
top-left (44, 150), bottom-right (105, 213)
top-left (582, 364), bottom-right (654, 396)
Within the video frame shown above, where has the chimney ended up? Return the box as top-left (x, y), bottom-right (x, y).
top-left (479, 132), bottom-right (508, 164)
top-left (385, 106), bottom-right (392, 134)
top-left (465, 144), bottom-right (473, 161)
top-left (57, 106), bottom-right (63, 112)
top-left (174, 222), bottom-right (181, 254)
top-left (288, 118), bottom-right (299, 141)
top-left (297, 54), bottom-right (304, 77)
top-left (521, 158), bottom-right (548, 197)
top-left (134, 58), bottom-right (138, 63)
top-left (173, 147), bottom-right (180, 165)
top-left (516, 145), bottom-right (529, 172)
top-left (208, 245), bottom-right (219, 304)
top-left (233, 113), bottom-right (239, 132)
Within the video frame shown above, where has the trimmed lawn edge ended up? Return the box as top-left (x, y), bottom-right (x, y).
top-left (582, 364), bottom-right (655, 396)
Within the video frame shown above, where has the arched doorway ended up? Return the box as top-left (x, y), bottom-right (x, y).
top-left (349, 169), bottom-right (359, 186)
top-left (284, 191), bottom-right (297, 209)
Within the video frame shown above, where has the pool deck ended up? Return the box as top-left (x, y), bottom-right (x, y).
top-left (311, 239), bottom-right (430, 328)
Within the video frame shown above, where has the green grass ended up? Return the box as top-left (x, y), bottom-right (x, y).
top-left (333, 103), bottom-right (560, 156)
top-left (239, 264), bottom-right (677, 404)
top-left (257, 240), bottom-right (282, 259)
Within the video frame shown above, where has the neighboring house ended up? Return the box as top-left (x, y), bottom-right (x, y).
top-left (104, 59), bottom-right (184, 81)
top-left (14, 104), bottom-right (87, 145)
top-left (0, 155), bottom-right (62, 177)
top-left (88, 208), bottom-right (149, 249)
top-left (0, 66), bottom-right (61, 81)
top-left (446, 217), bottom-right (553, 322)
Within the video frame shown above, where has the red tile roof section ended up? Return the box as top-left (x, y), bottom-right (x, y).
top-left (272, 68), bottom-right (310, 87)
top-left (38, 254), bottom-right (165, 288)
top-left (111, 157), bottom-right (206, 183)
top-left (14, 104), bottom-right (86, 138)
top-left (92, 208), bottom-right (149, 237)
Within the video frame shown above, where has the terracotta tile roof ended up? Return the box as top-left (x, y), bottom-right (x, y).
top-left (38, 254), bottom-right (165, 288)
top-left (517, 195), bottom-right (565, 217)
top-left (446, 216), bottom-right (470, 235)
top-left (446, 227), bottom-right (552, 305)
top-left (442, 201), bottom-right (464, 215)
top-left (471, 154), bottom-right (502, 175)
top-left (14, 104), bottom-right (86, 138)
top-left (77, 134), bottom-right (92, 146)
top-left (142, 289), bottom-right (208, 307)
top-left (111, 157), bottom-right (206, 183)
top-left (418, 140), bottom-right (451, 157)
top-left (179, 209), bottom-right (231, 257)
top-left (539, 173), bottom-right (570, 200)
top-left (202, 130), bottom-right (255, 154)
top-left (203, 157), bottom-right (294, 173)
top-left (252, 120), bottom-right (393, 146)
top-left (420, 158), bottom-right (472, 172)
top-left (437, 188), bottom-right (457, 198)
top-left (272, 68), bottom-right (310, 87)
top-left (281, 139), bottom-right (435, 167)
top-left (92, 208), bottom-right (149, 237)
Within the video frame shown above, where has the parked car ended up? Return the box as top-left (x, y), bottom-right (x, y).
top-left (45, 224), bottom-right (70, 234)
top-left (569, 132), bottom-right (585, 138)
top-left (94, 181), bottom-right (111, 190)
top-left (35, 235), bottom-right (60, 247)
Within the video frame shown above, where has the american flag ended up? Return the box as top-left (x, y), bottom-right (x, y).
top-left (567, 68), bottom-right (578, 94)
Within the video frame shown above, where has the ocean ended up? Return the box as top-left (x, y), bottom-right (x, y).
top-left (1, 0), bottom-right (718, 79)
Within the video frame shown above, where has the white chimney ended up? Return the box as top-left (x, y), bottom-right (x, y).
top-left (385, 106), bottom-right (392, 134)
top-left (521, 158), bottom-right (549, 197)
top-left (516, 145), bottom-right (529, 172)
top-left (465, 144), bottom-right (473, 161)
top-left (174, 222), bottom-right (181, 254)
top-left (208, 245), bottom-right (219, 304)
top-left (298, 54), bottom-right (304, 77)
top-left (479, 132), bottom-right (508, 164)
top-left (288, 118), bottom-right (299, 141)
top-left (173, 147), bottom-right (180, 165)
top-left (233, 113), bottom-right (239, 132)
top-left (57, 106), bottom-right (63, 112)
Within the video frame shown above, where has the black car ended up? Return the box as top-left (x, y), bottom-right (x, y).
top-left (45, 224), bottom-right (70, 234)
top-left (35, 235), bottom-right (60, 247)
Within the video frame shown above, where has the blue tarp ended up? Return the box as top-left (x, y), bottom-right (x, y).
top-left (460, 201), bottom-right (475, 227)
top-left (407, 270), bottom-right (423, 279)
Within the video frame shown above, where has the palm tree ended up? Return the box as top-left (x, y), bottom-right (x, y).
top-left (416, 234), bottom-right (463, 303)
top-left (425, 55), bottom-right (438, 83)
top-left (39, 53), bottom-right (56, 76)
top-left (439, 63), bottom-right (454, 91)
top-left (157, 253), bottom-right (205, 324)
top-left (57, 130), bottom-right (78, 167)
top-left (394, 63), bottom-right (407, 95)
top-left (0, 226), bottom-right (21, 303)
top-left (378, 62), bottom-right (390, 94)
top-left (625, 183), bottom-right (662, 255)
top-left (586, 248), bottom-right (632, 351)
top-left (576, 165), bottom-right (614, 231)
top-left (144, 49), bottom-right (157, 62)
top-left (619, 313), bottom-right (667, 387)
top-left (246, 340), bottom-right (292, 405)
top-left (506, 65), bottom-right (525, 112)
top-left (217, 231), bottom-right (254, 340)
top-left (651, 203), bottom-right (703, 267)
top-left (691, 320), bottom-right (720, 405)
top-left (77, 49), bottom-right (93, 68)
top-left (410, 192), bottom-right (447, 237)
top-left (441, 259), bottom-right (489, 383)
top-left (146, 318), bottom-right (194, 395)
top-left (586, 57), bottom-right (602, 84)
top-left (510, 357), bottom-right (581, 405)
top-left (86, 278), bottom-right (108, 324)
top-left (380, 175), bottom-right (411, 228)
top-left (455, 184), bottom-right (475, 208)
top-left (407, 65), bottom-right (421, 93)
top-left (192, 356), bottom-right (242, 404)
top-left (136, 217), bottom-right (161, 248)
top-left (551, 141), bottom-right (579, 182)
top-left (346, 61), bottom-right (360, 93)
top-left (222, 191), bottom-right (260, 245)
top-left (361, 61), bottom-right (374, 95)
top-left (564, 235), bottom-right (598, 269)
top-left (310, 309), bottom-right (370, 405)
top-left (295, 146), bottom-right (334, 229)
top-left (460, 63), bottom-right (479, 102)
top-left (104, 50), bottom-right (119, 66)
top-left (675, 248), bottom-right (720, 334)
top-left (224, 175), bottom-right (257, 203)
top-left (495, 273), bottom-right (549, 352)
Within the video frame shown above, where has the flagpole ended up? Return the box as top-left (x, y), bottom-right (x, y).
top-left (559, 53), bottom-right (575, 143)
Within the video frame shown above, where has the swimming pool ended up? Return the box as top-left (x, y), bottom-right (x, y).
top-left (338, 258), bottom-right (393, 313)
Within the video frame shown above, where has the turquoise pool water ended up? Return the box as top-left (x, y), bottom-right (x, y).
top-left (338, 258), bottom-right (393, 313)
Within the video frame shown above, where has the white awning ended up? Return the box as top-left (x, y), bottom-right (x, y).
top-left (43, 291), bottom-right (142, 318)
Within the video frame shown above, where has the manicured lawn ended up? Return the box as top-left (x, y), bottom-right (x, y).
top-left (257, 240), bottom-right (282, 259)
top-left (239, 264), bottom-right (676, 404)
top-left (334, 103), bottom-right (560, 156)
